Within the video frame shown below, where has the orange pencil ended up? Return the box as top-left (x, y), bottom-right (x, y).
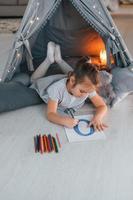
top-left (52, 136), bottom-right (58, 153)
top-left (40, 135), bottom-right (44, 154)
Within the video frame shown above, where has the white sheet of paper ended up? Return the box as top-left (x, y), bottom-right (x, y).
top-left (65, 114), bottom-right (106, 142)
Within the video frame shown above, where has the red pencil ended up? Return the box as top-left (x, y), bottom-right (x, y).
top-left (42, 135), bottom-right (46, 152)
top-left (56, 133), bottom-right (61, 148)
top-left (44, 135), bottom-right (48, 152)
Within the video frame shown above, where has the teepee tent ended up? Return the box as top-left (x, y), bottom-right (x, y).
top-left (1, 0), bottom-right (133, 82)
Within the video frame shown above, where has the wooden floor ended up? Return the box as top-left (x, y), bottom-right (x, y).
top-left (0, 14), bottom-right (133, 200)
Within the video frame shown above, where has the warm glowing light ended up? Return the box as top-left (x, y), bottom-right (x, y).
top-left (100, 49), bottom-right (107, 65)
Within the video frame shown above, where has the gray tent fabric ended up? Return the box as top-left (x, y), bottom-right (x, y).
top-left (0, 0), bottom-right (133, 111)
top-left (1, 0), bottom-right (133, 82)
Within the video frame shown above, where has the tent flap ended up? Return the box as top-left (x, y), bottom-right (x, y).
top-left (1, 0), bottom-right (133, 82)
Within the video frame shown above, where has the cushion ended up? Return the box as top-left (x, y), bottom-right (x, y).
top-left (12, 72), bottom-right (30, 86)
top-left (0, 81), bottom-right (43, 113)
top-left (110, 65), bottom-right (133, 107)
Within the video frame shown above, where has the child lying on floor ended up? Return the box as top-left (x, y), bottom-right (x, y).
top-left (31, 42), bottom-right (108, 131)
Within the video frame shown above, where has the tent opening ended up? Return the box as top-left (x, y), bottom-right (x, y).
top-left (21, 0), bottom-right (115, 73)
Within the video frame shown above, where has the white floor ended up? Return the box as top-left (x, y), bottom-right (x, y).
top-left (0, 31), bottom-right (133, 200)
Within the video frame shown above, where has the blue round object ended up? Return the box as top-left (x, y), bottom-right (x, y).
top-left (74, 119), bottom-right (95, 136)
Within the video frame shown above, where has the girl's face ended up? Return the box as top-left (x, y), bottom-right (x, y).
top-left (67, 75), bottom-right (96, 98)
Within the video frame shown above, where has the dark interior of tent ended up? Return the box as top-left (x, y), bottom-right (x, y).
top-left (19, 0), bottom-right (114, 76)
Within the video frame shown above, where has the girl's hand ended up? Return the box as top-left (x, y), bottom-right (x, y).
top-left (65, 118), bottom-right (79, 128)
top-left (88, 117), bottom-right (108, 132)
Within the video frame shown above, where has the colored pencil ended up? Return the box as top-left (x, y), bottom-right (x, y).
top-left (34, 136), bottom-right (37, 153)
top-left (56, 133), bottom-right (61, 148)
top-left (52, 136), bottom-right (56, 152)
top-left (43, 135), bottom-right (48, 152)
top-left (37, 135), bottom-right (40, 152)
top-left (39, 134), bottom-right (42, 153)
top-left (40, 135), bottom-right (44, 154)
top-left (46, 135), bottom-right (51, 152)
top-left (52, 136), bottom-right (58, 153)
top-left (48, 134), bottom-right (54, 151)
top-left (68, 109), bottom-right (74, 118)
top-left (42, 135), bottom-right (46, 152)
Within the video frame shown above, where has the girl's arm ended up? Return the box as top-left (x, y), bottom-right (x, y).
top-left (89, 94), bottom-right (108, 131)
top-left (46, 99), bottom-right (78, 128)
top-left (91, 94), bottom-right (108, 119)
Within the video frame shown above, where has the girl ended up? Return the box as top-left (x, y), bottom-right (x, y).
top-left (31, 42), bottom-right (108, 131)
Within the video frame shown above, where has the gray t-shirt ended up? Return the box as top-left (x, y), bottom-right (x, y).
top-left (44, 78), bottom-right (96, 111)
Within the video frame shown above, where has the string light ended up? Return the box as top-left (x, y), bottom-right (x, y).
top-left (26, 1), bottom-right (40, 36)
top-left (5, 0), bottom-right (40, 78)
top-left (17, 53), bottom-right (21, 58)
top-left (30, 20), bottom-right (34, 24)
top-left (93, 5), bottom-right (96, 9)
top-left (0, 78), bottom-right (2, 82)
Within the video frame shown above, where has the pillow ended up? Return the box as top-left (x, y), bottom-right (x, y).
top-left (0, 81), bottom-right (43, 113)
top-left (110, 65), bottom-right (133, 107)
top-left (12, 73), bottom-right (30, 86)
